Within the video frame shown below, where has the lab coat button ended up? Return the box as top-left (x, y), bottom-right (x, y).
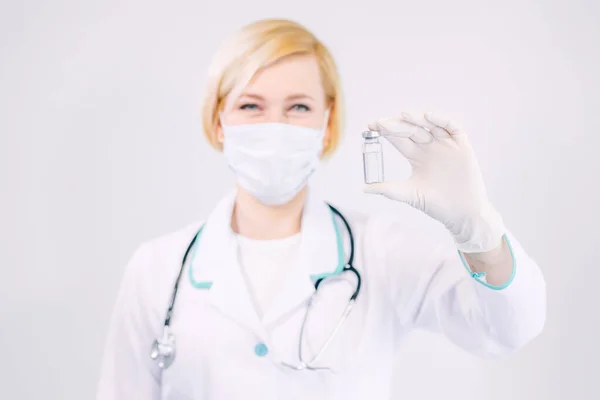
top-left (254, 343), bottom-right (269, 357)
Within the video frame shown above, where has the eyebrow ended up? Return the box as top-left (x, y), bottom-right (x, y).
top-left (238, 92), bottom-right (315, 101)
top-left (238, 93), bottom-right (264, 101)
top-left (287, 93), bottom-right (314, 101)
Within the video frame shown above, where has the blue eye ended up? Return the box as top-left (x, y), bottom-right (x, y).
top-left (291, 104), bottom-right (311, 112)
top-left (240, 103), bottom-right (259, 110)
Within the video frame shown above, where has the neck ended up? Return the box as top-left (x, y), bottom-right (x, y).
top-left (231, 186), bottom-right (307, 240)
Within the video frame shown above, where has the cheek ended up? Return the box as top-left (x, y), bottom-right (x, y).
top-left (307, 108), bottom-right (330, 130)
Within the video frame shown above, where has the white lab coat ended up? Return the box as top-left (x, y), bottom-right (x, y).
top-left (97, 190), bottom-right (546, 400)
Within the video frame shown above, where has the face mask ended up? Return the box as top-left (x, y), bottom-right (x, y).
top-left (221, 113), bottom-right (329, 206)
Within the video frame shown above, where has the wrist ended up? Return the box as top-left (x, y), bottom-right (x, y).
top-left (465, 236), bottom-right (506, 263)
top-left (452, 202), bottom-right (506, 254)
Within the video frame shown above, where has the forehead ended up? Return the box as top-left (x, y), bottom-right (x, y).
top-left (243, 54), bottom-right (324, 99)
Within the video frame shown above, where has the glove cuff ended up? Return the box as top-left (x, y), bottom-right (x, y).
top-left (452, 202), bottom-right (506, 254)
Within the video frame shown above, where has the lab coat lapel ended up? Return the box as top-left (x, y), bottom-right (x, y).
top-left (189, 192), bottom-right (265, 336)
top-left (262, 190), bottom-right (340, 327)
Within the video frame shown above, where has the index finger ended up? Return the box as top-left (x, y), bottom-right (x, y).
top-left (424, 112), bottom-right (464, 136)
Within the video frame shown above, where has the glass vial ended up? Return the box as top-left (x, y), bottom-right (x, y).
top-left (362, 130), bottom-right (384, 184)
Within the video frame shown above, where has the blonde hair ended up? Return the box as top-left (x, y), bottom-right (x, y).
top-left (201, 19), bottom-right (344, 158)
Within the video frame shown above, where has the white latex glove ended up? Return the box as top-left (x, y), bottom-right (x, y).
top-left (364, 111), bottom-right (506, 254)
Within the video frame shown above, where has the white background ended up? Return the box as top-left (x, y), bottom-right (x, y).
top-left (1, 0), bottom-right (599, 399)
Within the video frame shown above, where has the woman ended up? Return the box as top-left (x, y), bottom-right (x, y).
top-left (97, 18), bottom-right (546, 400)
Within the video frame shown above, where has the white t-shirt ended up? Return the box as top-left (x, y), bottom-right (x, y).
top-left (235, 233), bottom-right (302, 319)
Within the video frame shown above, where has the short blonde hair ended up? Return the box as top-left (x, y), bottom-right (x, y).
top-left (201, 19), bottom-right (344, 158)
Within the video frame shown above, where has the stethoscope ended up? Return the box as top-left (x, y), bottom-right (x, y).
top-left (150, 204), bottom-right (361, 371)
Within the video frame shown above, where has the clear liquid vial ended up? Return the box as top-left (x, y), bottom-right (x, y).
top-left (362, 130), bottom-right (384, 184)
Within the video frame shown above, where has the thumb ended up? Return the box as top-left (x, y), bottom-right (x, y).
top-left (363, 181), bottom-right (418, 205)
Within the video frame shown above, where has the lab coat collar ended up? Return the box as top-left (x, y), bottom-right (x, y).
top-left (189, 188), bottom-right (341, 332)
top-left (263, 188), bottom-right (341, 326)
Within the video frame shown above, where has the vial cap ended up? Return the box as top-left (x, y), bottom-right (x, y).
top-left (362, 130), bottom-right (381, 139)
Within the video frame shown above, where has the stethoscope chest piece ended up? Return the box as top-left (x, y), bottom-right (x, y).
top-left (150, 327), bottom-right (176, 369)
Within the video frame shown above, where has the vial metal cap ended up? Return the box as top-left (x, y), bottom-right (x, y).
top-left (362, 130), bottom-right (381, 139)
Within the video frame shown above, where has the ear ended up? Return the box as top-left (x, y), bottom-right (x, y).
top-left (322, 128), bottom-right (331, 150)
top-left (321, 110), bottom-right (332, 151)
top-left (216, 122), bottom-right (224, 144)
top-left (217, 124), bottom-right (225, 144)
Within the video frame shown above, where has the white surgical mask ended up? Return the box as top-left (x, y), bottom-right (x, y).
top-left (221, 113), bottom-right (329, 206)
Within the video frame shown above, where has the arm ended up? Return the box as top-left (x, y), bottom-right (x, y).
top-left (399, 229), bottom-right (546, 356)
top-left (365, 112), bottom-right (547, 355)
top-left (462, 238), bottom-right (514, 287)
top-left (96, 244), bottom-right (162, 399)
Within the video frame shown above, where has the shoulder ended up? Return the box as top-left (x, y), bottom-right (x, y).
top-left (140, 220), bottom-right (204, 263)
top-left (327, 202), bottom-right (453, 267)
top-left (326, 202), bottom-right (369, 229)
top-left (340, 205), bottom-right (457, 283)
top-left (338, 203), bottom-right (452, 253)
top-left (123, 220), bottom-right (205, 294)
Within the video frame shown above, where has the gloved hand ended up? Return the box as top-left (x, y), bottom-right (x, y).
top-left (364, 112), bottom-right (506, 254)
